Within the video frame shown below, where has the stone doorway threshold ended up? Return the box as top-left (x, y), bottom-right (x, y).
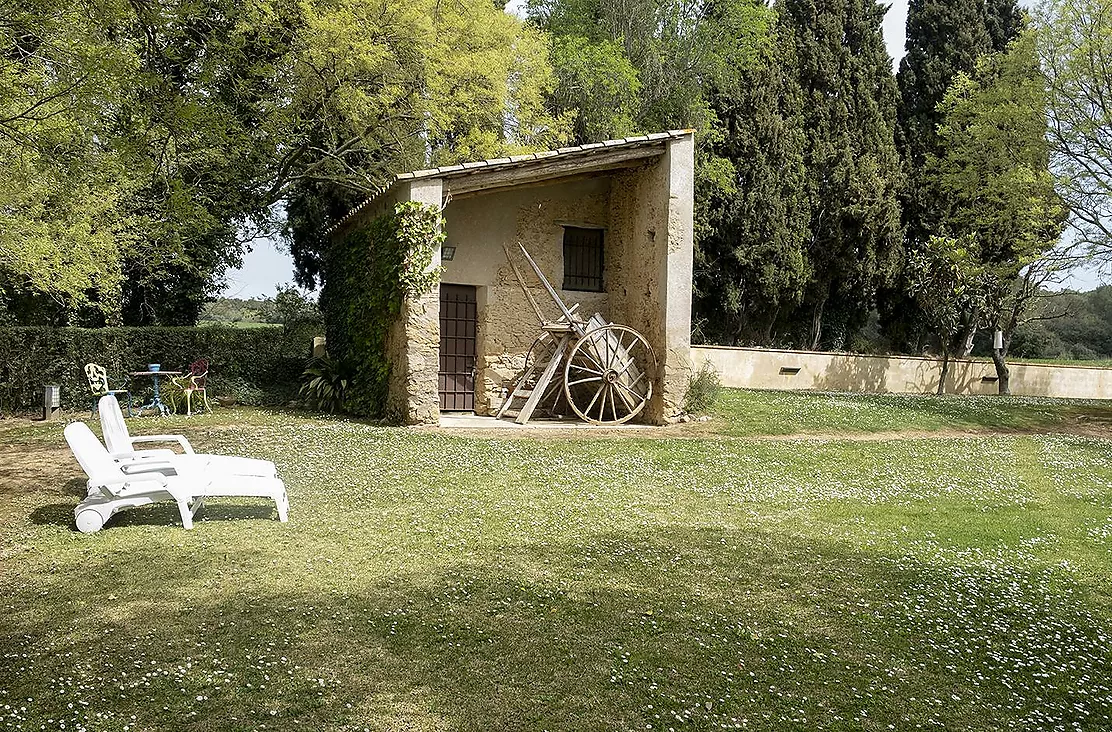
top-left (436, 414), bottom-right (657, 430)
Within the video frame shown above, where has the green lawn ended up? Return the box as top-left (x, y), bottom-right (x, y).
top-left (710, 388), bottom-right (1112, 436)
top-left (1, 390), bottom-right (1111, 731)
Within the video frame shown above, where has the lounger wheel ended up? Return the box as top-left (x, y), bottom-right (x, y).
top-left (76, 509), bottom-right (105, 534)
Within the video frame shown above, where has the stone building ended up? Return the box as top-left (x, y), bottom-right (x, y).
top-left (331, 130), bottom-right (695, 425)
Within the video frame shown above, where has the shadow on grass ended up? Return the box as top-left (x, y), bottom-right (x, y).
top-left (2, 526), bottom-right (1109, 731)
top-left (30, 494), bottom-right (281, 529)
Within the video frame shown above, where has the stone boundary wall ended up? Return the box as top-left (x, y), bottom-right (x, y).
top-left (691, 345), bottom-right (1112, 400)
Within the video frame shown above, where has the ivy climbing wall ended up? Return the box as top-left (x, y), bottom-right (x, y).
top-left (323, 194), bottom-right (444, 422)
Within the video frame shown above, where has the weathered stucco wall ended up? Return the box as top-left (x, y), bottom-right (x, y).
top-left (442, 176), bottom-right (613, 414)
top-left (607, 135), bottom-right (694, 421)
top-left (693, 345), bottom-right (1112, 399)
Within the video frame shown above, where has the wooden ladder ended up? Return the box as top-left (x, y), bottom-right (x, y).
top-left (497, 331), bottom-right (571, 424)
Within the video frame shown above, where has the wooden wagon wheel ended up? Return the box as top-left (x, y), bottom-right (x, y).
top-left (563, 324), bottom-right (655, 425)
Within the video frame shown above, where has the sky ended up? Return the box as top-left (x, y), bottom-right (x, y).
top-left (220, 0), bottom-right (1102, 299)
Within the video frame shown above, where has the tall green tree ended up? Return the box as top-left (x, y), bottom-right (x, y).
top-left (896, 0), bottom-right (1022, 240)
top-left (1037, 0), bottom-right (1112, 263)
top-left (926, 29), bottom-right (1066, 392)
top-left (777, 0), bottom-right (903, 349)
top-left (694, 25), bottom-right (810, 345)
top-left (885, 0), bottom-right (1025, 352)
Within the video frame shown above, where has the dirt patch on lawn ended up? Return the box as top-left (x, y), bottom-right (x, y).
top-left (0, 443), bottom-right (82, 498)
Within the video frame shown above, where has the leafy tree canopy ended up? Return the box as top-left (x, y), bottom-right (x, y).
top-left (1037, 0), bottom-right (1112, 263)
top-left (2, 0), bottom-right (565, 318)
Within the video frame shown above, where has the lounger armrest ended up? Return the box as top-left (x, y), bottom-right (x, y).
top-left (129, 435), bottom-right (195, 454)
top-left (92, 472), bottom-right (169, 496)
top-left (112, 449), bottom-right (178, 461)
top-left (119, 460), bottom-right (178, 475)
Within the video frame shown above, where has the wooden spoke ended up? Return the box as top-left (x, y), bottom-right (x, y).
top-left (564, 324), bottom-right (657, 425)
top-left (580, 346), bottom-right (606, 373)
top-left (615, 379), bottom-right (646, 402)
top-left (613, 381), bottom-right (637, 412)
top-left (568, 363), bottom-right (604, 376)
top-left (584, 383), bottom-right (605, 416)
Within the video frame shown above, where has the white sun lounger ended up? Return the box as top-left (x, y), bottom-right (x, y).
top-left (65, 422), bottom-right (289, 533)
top-left (98, 394), bottom-right (277, 477)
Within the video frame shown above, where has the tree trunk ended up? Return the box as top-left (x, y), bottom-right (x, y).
top-left (958, 319), bottom-right (978, 358)
top-left (991, 347), bottom-right (1010, 395)
top-left (762, 306), bottom-right (780, 346)
top-left (991, 329), bottom-right (1013, 395)
top-left (809, 298), bottom-right (826, 351)
top-left (937, 344), bottom-right (950, 396)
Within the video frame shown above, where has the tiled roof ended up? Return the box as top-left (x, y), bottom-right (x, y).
top-left (396, 129), bottom-right (691, 181)
top-left (328, 129), bottom-right (693, 236)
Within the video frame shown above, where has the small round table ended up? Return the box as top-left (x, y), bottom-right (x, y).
top-left (129, 371), bottom-right (183, 416)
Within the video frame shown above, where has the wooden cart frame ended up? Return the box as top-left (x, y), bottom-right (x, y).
top-left (496, 243), bottom-right (657, 425)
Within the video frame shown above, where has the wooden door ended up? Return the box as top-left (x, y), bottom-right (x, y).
top-left (439, 284), bottom-right (477, 411)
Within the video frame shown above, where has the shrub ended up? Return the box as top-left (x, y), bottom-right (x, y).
top-left (684, 360), bottom-right (722, 413)
top-left (299, 356), bottom-right (350, 413)
top-left (0, 324), bottom-right (317, 415)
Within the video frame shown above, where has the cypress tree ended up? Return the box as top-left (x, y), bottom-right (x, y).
top-left (985, 0), bottom-right (1024, 52)
top-left (896, 0), bottom-right (990, 193)
top-left (694, 28), bottom-right (810, 346)
top-left (777, 0), bottom-right (903, 349)
top-left (897, 0), bottom-right (1023, 237)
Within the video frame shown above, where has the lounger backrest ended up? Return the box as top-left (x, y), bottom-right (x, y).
top-left (98, 395), bottom-right (132, 454)
top-left (65, 422), bottom-right (126, 485)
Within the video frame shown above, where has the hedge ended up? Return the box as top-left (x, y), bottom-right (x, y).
top-left (0, 324), bottom-right (318, 414)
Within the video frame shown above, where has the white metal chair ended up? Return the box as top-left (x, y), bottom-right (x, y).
top-left (65, 422), bottom-right (289, 533)
top-left (84, 363), bottom-right (132, 418)
top-left (98, 395), bottom-right (277, 477)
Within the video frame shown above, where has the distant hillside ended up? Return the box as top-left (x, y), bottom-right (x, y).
top-left (200, 297), bottom-right (270, 324)
top-left (1006, 286), bottom-right (1112, 361)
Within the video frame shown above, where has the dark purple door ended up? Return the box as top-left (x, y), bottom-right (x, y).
top-left (439, 284), bottom-right (477, 411)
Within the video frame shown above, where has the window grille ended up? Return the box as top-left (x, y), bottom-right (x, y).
top-left (562, 227), bottom-right (604, 292)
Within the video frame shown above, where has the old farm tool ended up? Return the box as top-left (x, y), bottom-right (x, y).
top-left (496, 243), bottom-right (656, 425)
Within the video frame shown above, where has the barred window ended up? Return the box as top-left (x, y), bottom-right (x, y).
top-left (562, 226), bottom-right (604, 292)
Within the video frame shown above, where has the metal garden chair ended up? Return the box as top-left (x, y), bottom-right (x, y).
top-left (84, 363), bottom-right (132, 418)
top-left (170, 358), bottom-right (212, 416)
